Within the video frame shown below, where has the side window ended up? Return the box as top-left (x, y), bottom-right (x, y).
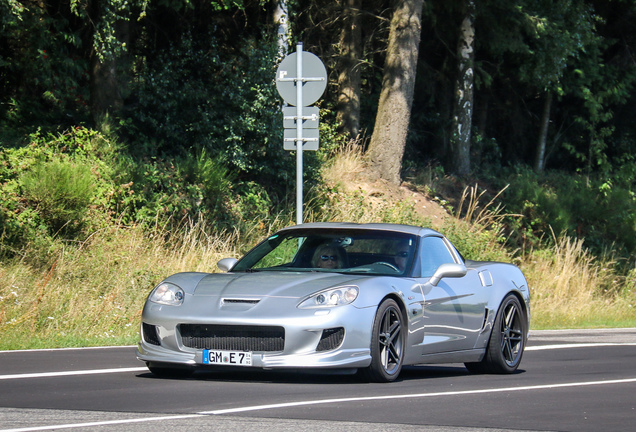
top-left (419, 236), bottom-right (456, 277)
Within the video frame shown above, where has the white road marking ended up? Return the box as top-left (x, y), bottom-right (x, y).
top-left (201, 377), bottom-right (636, 415)
top-left (0, 414), bottom-right (205, 432)
top-left (0, 346), bottom-right (136, 354)
top-left (1, 342), bottom-right (634, 380)
top-left (1, 378), bottom-right (635, 432)
top-left (0, 367), bottom-right (147, 380)
top-left (526, 342), bottom-right (636, 351)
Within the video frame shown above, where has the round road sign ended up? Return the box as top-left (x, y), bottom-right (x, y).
top-left (276, 51), bottom-right (327, 107)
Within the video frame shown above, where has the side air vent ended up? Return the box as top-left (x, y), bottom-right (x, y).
top-left (142, 323), bottom-right (161, 346)
top-left (478, 270), bottom-right (493, 287)
top-left (316, 327), bottom-right (345, 352)
top-left (481, 309), bottom-right (490, 332)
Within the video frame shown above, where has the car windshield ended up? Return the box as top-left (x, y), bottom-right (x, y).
top-left (232, 229), bottom-right (417, 276)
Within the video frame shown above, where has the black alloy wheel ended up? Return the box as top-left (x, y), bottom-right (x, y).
top-left (465, 294), bottom-right (527, 374)
top-left (361, 298), bottom-right (405, 382)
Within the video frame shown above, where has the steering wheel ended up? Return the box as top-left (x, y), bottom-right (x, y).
top-left (373, 261), bottom-right (400, 272)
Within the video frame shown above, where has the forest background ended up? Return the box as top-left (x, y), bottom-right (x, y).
top-left (0, 0), bottom-right (635, 349)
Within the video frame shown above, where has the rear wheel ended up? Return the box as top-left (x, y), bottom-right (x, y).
top-left (361, 299), bottom-right (405, 382)
top-left (465, 294), bottom-right (527, 374)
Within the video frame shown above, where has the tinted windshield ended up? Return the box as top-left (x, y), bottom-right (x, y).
top-left (232, 229), bottom-right (417, 276)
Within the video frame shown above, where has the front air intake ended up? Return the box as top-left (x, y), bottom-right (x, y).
top-left (179, 324), bottom-right (285, 352)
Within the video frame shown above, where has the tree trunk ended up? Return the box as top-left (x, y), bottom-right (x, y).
top-left (366, 0), bottom-right (424, 184)
top-left (90, 55), bottom-right (122, 131)
top-left (273, 0), bottom-right (290, 57)
top-left (336, 0), bottom-right (362, 140)
top-left (89, 15), bottom-right (130, 132)
top-left (450, 0), bottom-right (475, 177)
top-left (534, 92), bottom-right (552, 172)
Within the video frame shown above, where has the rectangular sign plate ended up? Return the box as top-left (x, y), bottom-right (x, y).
top-left (202, 349), bottom-right (252, 366)
top-left (284, 129), bottom-right (319, 151)
top-left (282, 106), bottom-right (319, 129)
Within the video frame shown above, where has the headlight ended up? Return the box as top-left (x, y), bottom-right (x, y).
top-left (149, 282), bottom-right (185, 306)
top-left (298, 286), bottom-right (359, 308)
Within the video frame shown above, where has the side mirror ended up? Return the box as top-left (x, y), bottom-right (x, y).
top-left (429, 263), bottom-right (467, 286)
top-left (217, 258), bottom-right (238, 272)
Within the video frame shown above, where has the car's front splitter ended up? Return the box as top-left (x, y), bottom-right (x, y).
top-left (137, 339), bottom-right (371, 370)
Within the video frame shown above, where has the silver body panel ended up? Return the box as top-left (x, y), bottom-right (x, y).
top-left (137, 222), bottom-right (530, 372)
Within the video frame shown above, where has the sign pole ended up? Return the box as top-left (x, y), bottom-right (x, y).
top-left (296, 43), bottom-right (303, 225)
top-left (275, 43), bottom-right (326, 225)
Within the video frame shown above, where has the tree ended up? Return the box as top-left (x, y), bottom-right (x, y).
top-left (274, 0), bottom-right (291, 56)
top-left (87, 1), bottom-right (134, 131)
top-left (336, 0), bottom-right (362, 140)
top-left (449, 0), bottom-right (475, 176)
top-left (534, 92), bottom-right (552, 172)
top-left (0, 0), bottom-right (91, 126)
top-left (517, 0), bottom-right (599, 172)
top-left (366, 0), bottom-right (424, 184)
top-left (474, 0), bottom-right (602, 171)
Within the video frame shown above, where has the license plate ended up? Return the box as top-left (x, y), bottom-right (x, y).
top-left (202, 349), bottom-right (252, 366)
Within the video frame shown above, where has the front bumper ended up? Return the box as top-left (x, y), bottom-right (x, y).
top-left (137, 302), bottom-right (376, 370)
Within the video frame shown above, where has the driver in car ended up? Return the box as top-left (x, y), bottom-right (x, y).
top-left (312, 244), bottom-right (343, 269)
top-left (394, 242), bottom-right (411, 272)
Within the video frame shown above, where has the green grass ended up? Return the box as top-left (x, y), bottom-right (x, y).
top-left (0, 335), bottom-right (139, 351)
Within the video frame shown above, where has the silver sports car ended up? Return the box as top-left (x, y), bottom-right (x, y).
top-left (137, 222), bottom-right (530, 382)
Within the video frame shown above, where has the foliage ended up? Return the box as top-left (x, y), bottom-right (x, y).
top-left (486, 165), bottom-right (636, 257)
top-left (1, 0), bottom-right (636, 349)
top-left (0, 0), bottom-right (91, 126)
top-left (20, 157), bottom-right (95, 234)
top-left (0, 128), bottom-right (120, 263)
top-left (0, 127), bottom-right (243, 265)
top-left (112, 150), bottom-right (234, 227)
top-left (2, 146), bottom-right (634, 350)
top-left (121, 31), bottom-right (300, 194)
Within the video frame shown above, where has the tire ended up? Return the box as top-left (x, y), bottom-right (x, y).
top-left (465, 294), bottom-right (527, 374)
top-left (361, 299), bottom-right (406, 382)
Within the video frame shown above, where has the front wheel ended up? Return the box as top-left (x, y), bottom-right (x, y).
top-left (465, 294), bottom-right (527, 374)
top-left (360, 299), bottom-right (405, 382)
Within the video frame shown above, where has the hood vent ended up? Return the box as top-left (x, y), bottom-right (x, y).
top-left (222, 298), bottom-right (260, 305)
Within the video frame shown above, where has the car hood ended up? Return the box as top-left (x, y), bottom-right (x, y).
top-left (193, 271), bottom-right (363, 299)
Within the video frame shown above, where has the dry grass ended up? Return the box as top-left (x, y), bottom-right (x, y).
top-left (456, 184), bottom-right (521, 235)
top-left (321, 139), bottom-right (367, 184)
top-left (316, 141), bottom-right (441, 226)
top-left (451, 183), bottom-right (634, 329)
top-left (0, 219), bottom-right (240, 349)
top-left (522, 234), bottom-right (635, 329)
top-left (1, 145), bottom-right (634, 349)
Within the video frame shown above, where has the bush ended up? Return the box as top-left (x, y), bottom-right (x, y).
top-left (0, 127), bottom-right (121, 263)
top-left (20, 158), bottom-right (95, 234)
top-left (493, 166), bottom-right (636, 257)
top-left (111, 150), bottom-right (234, 229)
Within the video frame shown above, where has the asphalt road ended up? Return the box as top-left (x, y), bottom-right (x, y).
top-left (1, 328), bottom-right (635, 432)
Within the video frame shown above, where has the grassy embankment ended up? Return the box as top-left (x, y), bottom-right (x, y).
top-left (0, 145), bottom-right (634, 350)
